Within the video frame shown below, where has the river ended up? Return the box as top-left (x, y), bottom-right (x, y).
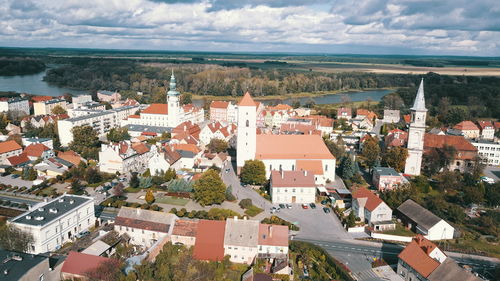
top-left (0, 69), bottom-right (392, 103)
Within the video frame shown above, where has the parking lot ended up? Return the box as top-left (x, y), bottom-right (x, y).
top-left (0, 174), bottom-right (34, 188)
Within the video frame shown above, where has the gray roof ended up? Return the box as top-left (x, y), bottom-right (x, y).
top-left (0, 250), bottom-right (48, 280)
top-left (411, 78), bottom-right (427, 111)
top-left (82, 240), bottom-right (111, 256)
top-left (126, 124), bottom-right (171, 133)
top-left (42, 98), bottom-right (66, 105)
top-left (178, 150), bottom-right (196, 158)
top-left (10, 194), bottom-right (93, 227)
top-left (427, 258), bottom-right (481, 281)
top-left (396, 199), bottom-right (442, 231)
top-left (98, 90), bottom-right (117, 96)
top-left (373, 167), bottom-right (400, 176)
top-left (65, 110), bottom-right (113, 122)
top-left (224, 218), bottom-right (259, 247)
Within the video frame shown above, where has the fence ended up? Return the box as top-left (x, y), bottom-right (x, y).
top-left (371, 232), bottom-right (413, 242)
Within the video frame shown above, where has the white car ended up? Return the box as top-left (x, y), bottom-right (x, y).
top-left (481, 177), bottom-right (495, 184)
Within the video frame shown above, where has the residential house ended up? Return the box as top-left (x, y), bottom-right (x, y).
top-left (372, 167), bottom-right (406, 191)
top-left (0, 249), bottom-right (62, 281)
top-left (351, 116), bottom-right (374, 131)
top-left (224, 218), bottom-right (260, 264)
top-left (423, 134), bottom-right (478, 173)
top-left (125, 124), bottom-right (170, 139)
top-left (114, 207), bottom-right (178, 248)
top-left (112, 98), bottom-right (140, 109)
top-left (453, 121), bottom-right (480, 139)
top-left (22, 137), bottom-right (54, 149)
top-left (148, 145), bottom-right (181, 176)
top-left (470, 140), bottom-right (500, 166)
top-left (196, 152), bottom-right (229, 171)
top-left (0, 97), bottom-right (30, 116)
top-left (57, 150), bottom-right (86, 166)
top-left (279, 123), bottom-right (321, 135)
top-left (9, 194), bottom-right (95, 254)
top-left (210, 101), bottom-right (237, 123)
top-left (356, 109), bottom-right (377, 121)
top-left (6, 153), bottom-right (31, 169)
top-left (397, 199), bottom-right (454, 240)
top-left (383, 109), bottom-right (400, 123)
top-left (171, 219), bottom-right (199, 247)
top-left (193, 220), bottom-right (226, 262)
top-left (385, 129), bottom-right (408, 147)
top-left (0, 140), bottom-right (23, 164)
top-left (171, 143), bottom-right (202, 170)
top-left (23, 143), bottom-right (54, 161)
top-left (397, 235), bottom-right (480, 281)
top-left (294, 107), bottom-right (311, 117)
top-left (72, 94), bottom-right (93, 106)
top-left (172, 121), bottom-right (201, 139)
top-left (6, 123), bottom-right (21, 135)
top-left (34, 157), bottom-right (74, 178)
top-left (33, 98), bottom-right (67, 116)
top-left (98, 141), bottom-right (151, 174)
top-left (97, 90), bottom-right (121, 102)
top-left (21, 114), bottom-right (69, 130)
top-left (199, 121), bottom-right (233, 145)
top-left (337, 107), bottom-right (352, 120)
top-left (351, 187), bottom-right (394, 230)
top-left (258, 223), bottom-right (289, 259)
top-left (61, 251), bottom-right (116, 280)
top-left (477, 120), bottom-right (495, 140)
top-left (271, 170), bottom-right (316, 204)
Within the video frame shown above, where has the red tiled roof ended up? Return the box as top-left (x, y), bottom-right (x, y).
top-left (131, 142), bottom-right (150, 154)
top-left (24, 143), bottom-right (50, 157)
top-left (424, 134), bottom-right (477, 160)
top-left (256, 134), bottom-right (334, 160)
top-left (258, 224), bottom-right (289, 246)
top-left (173, 143), bottom-right (201, 154)
top-left (403, 114), bottom-right (411, 123)
top-left (61, 251), bottom-right (114, 277)
top-left (477, 120), bottom-right (493, 130)
top-left (7, 153), bottom-right (30, 166)
top-left (31, 96), bottom-right (53, 102)
top-left (128, 114), bottom-right (140, 119)
top-left (398, 236), bottom-right (441, 278)
top-left (271, 170), bottom-right (316, 188)
top-left (495, 122), bottom-right (500, 130)
top-left (57, 150), bottom-right (84, 166)
top-left (193, 220), bottom-right (226, 261)
top-left (0, 140), bottom-right (22, 154)
top-left (352, 187), bottom-right (384, 212)
top-left (296, 160), bottom-right (324, 175)
top-left (238, 92), bottom-right (256, 107)
top-left (142, 103), bottom-right (168, 115)
top-left (337, 107), bottom-right (352, 116)
top-left (172, 220), bottom-right (199, 237)
top-left (114, 216), bottom-right (170, 233)
top-left (453, 121), bottom-right (479, 131)
top-left (211, 101), bottom-right (230, 109)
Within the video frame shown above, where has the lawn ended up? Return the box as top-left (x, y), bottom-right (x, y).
top-left (440, 239), bottom-right (500, 259)
top-left (380, 224), bottom-right (415, 237)
top-left (155, 196), bottom-right (190, 206)
top-left (244, 205), bottom-right (264, 217)
top-left (124, 187), bottom-right (142, 193)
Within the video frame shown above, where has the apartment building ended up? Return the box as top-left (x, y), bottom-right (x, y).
top-left (9, 194), bottom-right (95, 254)
top-left (209, 101), bottom-right (237, 123)
top-left (98, 141), bottom-right (151, 174)
top-left (33, 98), bottom-right (67, 116)
top-left (0, 140), bottom-right (23, 164)
top-left (271, 170), bottom-right (316, 204)
top-left (0, 97), bottom-right (30, 116)
top-left (471, 140), bottom-right (500, 166)
top-left (57, 105), bottom-right (139, 146)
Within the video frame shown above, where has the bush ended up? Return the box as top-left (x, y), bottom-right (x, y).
top-left (170, 208), bottom-right (178, 214)
top-left (262, 216), bottom-right (300, 231)
top-left (244, 205), bottom-right (264, 217)
top-left (239, 198), bottom-right (253, 209)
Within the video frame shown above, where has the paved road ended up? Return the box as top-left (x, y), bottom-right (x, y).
top-left (0, 194), bottom-right (42, 207)
top-left (0, 175), bottom-right (35, 188)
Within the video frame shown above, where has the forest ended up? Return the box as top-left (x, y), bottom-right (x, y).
top-left (0, 58), bottom-right (45, 76)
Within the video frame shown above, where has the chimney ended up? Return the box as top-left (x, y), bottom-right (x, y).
top-left (234, 216), bottom-right (238, 221)
top-left (304, 170), bottom-right (307, 177)
top-left (269, 225), bottom-right (273, 238)
top-left (281, 170), bottom-right (284, 179)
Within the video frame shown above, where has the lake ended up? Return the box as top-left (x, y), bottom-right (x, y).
top-left (0, 69), bottom-right (392, 104)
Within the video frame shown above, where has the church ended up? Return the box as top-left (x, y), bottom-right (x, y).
top-left (126, 72), bottom-right (204, 128)
top-left (237, 92), bottom-right (336, 185)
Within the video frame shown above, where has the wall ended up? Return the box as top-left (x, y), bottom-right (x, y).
top-left (371, 232), bottom-right (413, 242)
top-left (271, 186), bottom-right (315, 204)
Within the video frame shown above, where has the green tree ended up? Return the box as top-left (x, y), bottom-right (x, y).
top-left (382, 146), bottom-right (408, 172)
top-left (129, 172), bottom-right (140, 189)
top-left (240, 159), bottom-right (266, 185)
top-left (70, 179), bottom-right (82, 194)
top-left (51, 105), bottom-right (67, 115)
top-left (225, 185), bottom-right (236, 201)
top-left (69, 125), bottom-right (100, 159)
top-left (323, 137), bottom-right (346, 159)
top-left (193, 169), bottom-right (226, 206)
top-left (207, 138), bottom-right (229, 153)
top-left (239, 198), bottom-right (253, 209)
top-left (180, 92), bottom-right (192, 105)
top-left (346, 211), bottom-right (356, 227)
top-left (107, 127), bottom-right (130, 143)
top-left (339, 155), bottom-right (356, 180)
top-left (85, 167), bottom-right (102, 184)
top-left (0, 223), bottom-right (34, 252)
top-left (145, 190), bottom-right (155, 205)
top-left (362, 136), bottom-right (380, 171)
top-left (164, 168), bottom-right (176, 182)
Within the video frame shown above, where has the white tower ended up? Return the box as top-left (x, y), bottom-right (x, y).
top-left (404, 79), bottom-right (427, 175)
top-left (167, 70), bottom-right (181, 127)
top-left (236, 92), bottom-right (257, 173)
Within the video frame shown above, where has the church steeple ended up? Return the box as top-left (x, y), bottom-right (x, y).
top-left (167, 70), bottom-right (180, 96)
top-left (411, 78), bottom-right (427, 112)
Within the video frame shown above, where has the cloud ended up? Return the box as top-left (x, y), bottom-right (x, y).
top-left (0, 0), bottom-right (498, 55)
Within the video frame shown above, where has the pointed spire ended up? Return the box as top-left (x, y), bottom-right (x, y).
top-left (411, 78), bottom-right (427, 111)
top-left (238, 92), bottom-right (256, 106)
top-left (167, 69), bottom-right (179, 96)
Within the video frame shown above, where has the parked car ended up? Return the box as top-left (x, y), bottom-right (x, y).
top-left (323, 207), bottom-right (331, 213)
top-left (76, 231), bottom-right (90, 239)
top-left (279, 204), bottom-right (286, 209)
top-left (309, 203), bottom-right (316, 209)
top-left (481, 176), bottom-right (495, 184)
top-left (270, 207), bottom-right (280, 213)
top-left (286, 204), bottom-right (292, 209)
top-left (321, 199), bottom-right (329, 205)
top-left (301, 204), bottom-right (308, 209)
top-left (11, 174), bottom-right (20, 179)
top-left (225, 168), bottom-right (230, 173)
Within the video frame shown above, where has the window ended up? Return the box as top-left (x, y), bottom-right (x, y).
top-left (246, 120), bottom-right (249, 127)
top-left (292, 164), bottom-right (295, 170)
top-left (325, 164), bottom-right (328, 171)
top-left (279, 164), bottom-right (282, 171)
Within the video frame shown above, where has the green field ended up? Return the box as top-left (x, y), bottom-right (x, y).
top-left (155, 196), bottom-right (190, 206)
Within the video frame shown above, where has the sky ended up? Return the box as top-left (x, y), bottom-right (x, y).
top-left (0, 0), bottom-right (499, 56)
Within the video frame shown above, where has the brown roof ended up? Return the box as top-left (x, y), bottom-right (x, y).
top-left (352, 187), bottom-right (384, 212)
top-left (24, 143), bottom-right (50, 157)
top-left (258, 224), bottom-right (289, 246)
top-left (424, 134), bottom-right (477, 160)
top-left (31, 96), bottom-right (53, 102)
top-left (114, 216), bottom-right (171, 233)
top-left (142, 103), bottom-right (168, 115)
top-left (453, 121), bottom-right (479, 131)
top-left (0, 140), bottom-right (22, 154)
top-left (7, 153), bottom-right (30, 166)
top-left (477, 120), bottom-right (493, 130)
top-left (172, 143), bottom-right (201, 154)
top-left (131, 142), bottom-right (150, 154)
top-left (398, 236), bottom-right (441, 278)
top-left (57, 150), bottom-right (84, 166)
top-left (337, 107), bottom-right (352, 116)
top-left (296, 160), bottom-right (324, 175)
top-left (193, 220), bottom-right (226, 261)
top-left (238, 92), bottom-right (256, 107)
top-left (256, 134), bottom-right (334, 160)
top-left (271, 170), bottom-right (315, 188)
top-left (210, 101), bottom-right (229, 109)
top-left (268, 104), bottom-right (292, 111)
top-left (427, 258), bottom-right (482, 281)
top-left (61, 251), bottom-right (114, 277)
top-left (172, 220), bottom-right (199, 237)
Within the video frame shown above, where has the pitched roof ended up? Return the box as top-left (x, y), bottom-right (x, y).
top-left (115, 207), bottom-right (175, 233)
top-left (424, 134), bottom-right (477, 159)
top-left (453, 121), bottom-right (479, 131)
top-left (61, 251), bottom-right (113, 277)
top-left (411, 79), bottom-right (427, 111)
top-left (224, 218), bottom-right (259, 247)
top-left (268, 104), bottom-right (292, 111)
top-left (172, 143), bottom-right (201, 155)
top-left (142, 103), bottom-right (168, 115)
top-left (193, 220), bottom-right (226, 261)
top-left (337, 107), bottom-right (352, 116)
top-left (256, 134), bottom-right (334, 160)
top-left (24, 143), bottom-right (50, 158)
top-left (210, 101), bottom-right (230, 109)
top-left (271, 170), bottom-right (315, 188)
top-left (131, 142), bottom-right (150, 154)
top-left (427, 258), bottom-right (482, 281)
top-left (397, 199), bottom-right (442, 231)
top-left (477, 120), bottom-right (493, 130)
top-left (0, 140), bottom-right (22, 154)
top-left (238, 92), bottom-right (256, 107)
top-left (352, 187), bottom-right (384, 212)
top-left (398, 236), bottom-right (440, 278)
top-left (296, 160), bottom-right (324, 175)
top-left (172, 220), bottom-right (199, 237)
top-left (7, 153), bottom-right (30, 166)
top-left (258, 224), bottom-right (289, 246)
top-left (57, 150), bottom-right (84, 166)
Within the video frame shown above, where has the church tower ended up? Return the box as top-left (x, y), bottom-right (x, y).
top-left (167, 70), bottom-right (181, 127)
top-left (236, 92), bottom-right (257, 173)
top-left (404, 79), bottom-right (427, 175)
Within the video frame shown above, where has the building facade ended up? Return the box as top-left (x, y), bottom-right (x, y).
top-left (98, 141), bottom-right (151, 174)
top-left (404, 79), bottom-right (427, 176)
top-left (471, 140), bottom-right (500, 166)
top-left (33, 98), bottom-right (67, 116)
top-left (0, 97), bottom-right (30, 116)
top-left (271, 170), bottom-right (316, 204)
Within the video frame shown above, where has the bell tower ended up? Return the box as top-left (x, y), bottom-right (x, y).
top-left (236, 92), bottom-right (257, 174)
top-left (404, 79), bottom-right (427, 175)
top-left (167, 70), bottom-right (180, 127)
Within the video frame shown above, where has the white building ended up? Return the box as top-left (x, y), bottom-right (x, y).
top-left (271, 170), bottom-right (316, 204)
top-left (478, 121), bottom-right (495, 140)
top-left (223, 218), bottom-right (259, 264)
top-left (57, 105), bottom-right (139, 146)
top-left (199, 122), bottom-right (234, 146)
top-left (72, 95), bottom-right (93, 106)
top-left (404, 79), bottom-right (427, 176)
top-left (383, 109), bottom-right (400, 123)
top-left (210, 101), bottom-right (237, 124)
top-left (33, 98), bottom-right (67, 116)
top-left (352, 187), bottom-right (393, 230)
top-left (9, 194), bottom-right (95, 254)
top-left (471, 140), bottom-right (500, 166)
top-left (98, 141), bottom-right (151, 174)
top-left (0, 97), bottom-right (30, 116)
top-left (114, 207), bottom-right (178, 248)
top-left (0, 140), bottom-right (23, 164)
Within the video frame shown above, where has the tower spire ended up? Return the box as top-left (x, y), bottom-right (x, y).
top-left (411, 78), bottom-right (427, 111)
top-left (167, 69), bottom-right (179, 96)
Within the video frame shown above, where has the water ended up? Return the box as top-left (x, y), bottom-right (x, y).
top-left (0, 69), bottom-right (89, 96)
